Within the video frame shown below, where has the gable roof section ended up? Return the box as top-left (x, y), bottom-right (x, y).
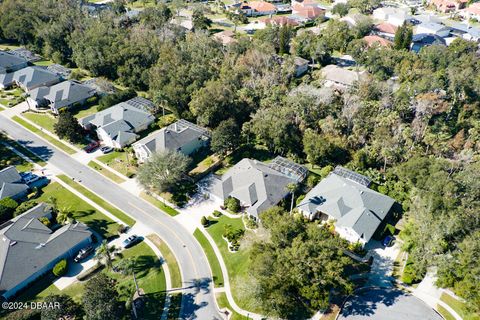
top-left (374, 22), bottom-right (398, 34)
top-left (0, 203), bottom-right (92, 297)
top-left (29, 80), bottom-right (95, 109)
top-left (297, 171), bottom-right (394, 242)
top-left (133, 119), bottom-right (209, 155)
top-left (0, 52), bottom-right (27, 72)
top-left (321, 65), bottom-right (364, 87)
top-left (11, 67), bottom-right (60, 90)
top-left (363, 35), bottom-right (393, 47)
top-left (0, 167), bottom-right (28, 201)
top-left (212, 158), bottom-right (299, 218)
top-left (249, 1), bottom-right (276, 12)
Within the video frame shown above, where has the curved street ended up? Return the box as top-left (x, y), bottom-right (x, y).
top-left (0, 114), bottom-right (223, 320)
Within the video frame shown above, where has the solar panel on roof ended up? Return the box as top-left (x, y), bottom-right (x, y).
top-left (333, 166), bottom-right (371, 187)
top-left (269, 156), bottom-right (307, 182)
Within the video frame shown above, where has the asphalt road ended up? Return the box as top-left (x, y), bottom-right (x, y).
top-left (338, 287), bottom-right (443, 320)
top-left (0, 115), bottom-right (223, 320)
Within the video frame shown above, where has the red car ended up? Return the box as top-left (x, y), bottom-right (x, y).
top-left (84, 141), bottom-right (99, 153)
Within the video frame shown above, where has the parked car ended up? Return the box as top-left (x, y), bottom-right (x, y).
top-left (100, 146), bottom-right (114, 154)
top-left (20, 172), bottom-right (40, 184)
top-left (122, 235), bottom-right (142, 248)
top-left (382, 235), bottom-right (394, 247)
top-left (74, 245), bottom-right (94, 263)
top-left (84, 141), bottom-right (100, 153)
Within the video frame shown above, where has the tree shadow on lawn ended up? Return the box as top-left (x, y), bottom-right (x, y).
top-left (74, 210), bottom-right (116, 238)
top-left (134, 255), bottom-right (161, 278)
top-left (206, 220), bottom-right (218, 227)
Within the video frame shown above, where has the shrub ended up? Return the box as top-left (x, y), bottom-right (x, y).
top-left (98, 89), bottom-right (136, 111)
top-left (244, 216), bottom-right (258, 229)
top-left (212, 210), bottom-right (222, 218)
top-left (13, 200), bottom-right (38, 217)
top-left (384, 223), bottom-right (396, 236)
top-left (157, 114), bottom-right (177, 128)
top-left (39, 217), bottom-right (51, 227)
top-left (296, 194), bottom-right (306, 206)
top-left (53, 259), bottom-right (68, 277)
top-left (225, 197), bottom-right (240, 213)
top-left (402, 264), bottom-right (415, 285)
top-left (201, 216), bottom-right (209, 227)
top-left (117, 224), bottom-right (128, 234)
top-left (307, 174), bottom-right (320, 188)
top-left (0, 197), bottom-right (19, 222)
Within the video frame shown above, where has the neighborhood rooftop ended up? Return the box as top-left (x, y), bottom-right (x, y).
top-left (0, 166), bottom-right (28, 201)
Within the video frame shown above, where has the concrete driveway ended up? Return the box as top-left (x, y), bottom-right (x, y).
top-left (338, 287), bottom-right (443, 320)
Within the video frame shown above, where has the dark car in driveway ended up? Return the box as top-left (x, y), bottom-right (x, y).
top-left (122, 235), bottom-right (142, 248)
top-left (382, 235), bottom-right (394, 247)
top-left (74, 245), bottom-right (94, 263)
top-left (84, 141), bottom-right (100, 153)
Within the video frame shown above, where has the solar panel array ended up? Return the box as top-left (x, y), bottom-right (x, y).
top-left (269, 156), bottom-right (307, 182)
top-left (9, 48), bottom-right (42, 62)
top-left (47, 64), bottom-right (71, 78)
top-left (125, 96), bottom-right (155, 112)
top-left (175, 119), bottom-right (211, 137)
top-left (333, 166), bottom-right (371, 187)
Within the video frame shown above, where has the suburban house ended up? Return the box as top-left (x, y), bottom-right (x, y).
top-left (321, 65), bottom-right (365, 89)
top-left (291, 0), bottom-right (325, 20)
top-left (210, 156), bottom-right (307, 219)
top-left (80, 99), bottom-right (155, 149)
top-left (0, 203), bottom-right (93, 300)
top-left (0, 52), bottom-right (28, 74)
top-left (415, 22), bottom-right (451, 37)
top-left (0, 67), bottom-right (61, 92)
top-left (430, 0), bottom-right (467, 13)
top-left (460, 2), bottom-right (480, 20)
top-left (294, 56), bottom-right (309, 77)
top-left (411, 33), bottom-right (447, 52)
top-left (240, 1), bottom-right (277, 16)
top-left (297, 167), bottom-right (395, 244)
top-left (363, 35), bottom-right (393, 47)
top-left (133, 119), bottom-right (210, 163)
top-left (263, 16), bottom-right (299, 27)
top-left (373, 22), bottom-right (398, 40)
top-left (7, 48), bottom-right (42, 63)
top-left (0, 166), bottom-right (29, 201)
top-left (27, 80), bottom-right (96, 113)
top-left (372, 7), bottom-right (411, 26)
top-left (213, 30), bottom-right (237, 46)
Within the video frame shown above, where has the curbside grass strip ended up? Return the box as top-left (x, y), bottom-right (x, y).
top-left (146, 234), bottom-right (182, 289)
top-left (57, 174), bottom-right (135, 226)
top-left (193, 229), bottom-right (224, 287)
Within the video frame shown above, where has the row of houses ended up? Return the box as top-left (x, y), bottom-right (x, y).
top-left (209, 157), bottom-right (395, 245)
top-left (0, 51), bottom-right (96, 114)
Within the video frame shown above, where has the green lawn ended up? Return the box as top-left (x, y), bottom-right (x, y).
top-left (23, 112), bottom-right (56, 132)
top-left (33, 59), bottom-right (54, 66)
top-left (18, 242), bottom-right (166, 320)
top-left (97, 151), bottom-right (137, 177)
top-left (73, 103), bottom-right (99, 119)
top-left (193, 229), bottom-right (224, 287)
top-left (57, 174), bottom-right (136, 227)
top-left (147, 234), bottom-right (182, 288)
top-left (440, 293), bottom-right (480, 320)
top-left (38, 182), bottom-right (120, 238)
top-left (205, 216), bottom-right (261, 313)
top-left (88, 161), bottom-right (126, 184)
top-left (140, 192), bottom-right (179, 217)
top-left (437, 304), bottom-right (456, 320)
top-left (0, 143), bottom-right (34, 172)
top-left (12, 116), bottom-right (77, 155)
top-left (216, 292), bottom-right (248, 320)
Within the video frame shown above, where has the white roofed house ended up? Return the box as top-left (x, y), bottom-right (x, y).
top-left (297, 167), bottom-right (395, 245)
top-left (415, 22), bottom-right (451, 37)
top-left (209, 156), bottom-right (307, 220)
top-left (27, 80), bottom-right (96, 113)
top-left (133, 119), bottom-right (210, 163)
top-left (79, 97), bottom-right (155, 149)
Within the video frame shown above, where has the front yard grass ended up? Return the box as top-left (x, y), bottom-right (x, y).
top-left (146, 234), bottom-right (182, 289)
top-left (440, 292), bottom-right (480, 320)
top-left (204, 216), bottom-right (261, 313)
top-left (0, 143), bottom-right (34, 172)
top-left (140, 192), bottom-right (179, 217)
top-left (38, 182), bottom-right (120, 238)
top-left (23, 112), bottom-right (56, 132)
top-left (97, 150), bottom-right (137, 177)
top-left (216, 292), bottom-right (248, 320)
top-left (12, 116), bottom-right (77, 155)
top-left (57, 174), bottom-right (136, 227)
top-left (0, 88), bottom-right (25, 107)
top-left (193, 229), bottom-right (224, 287)
top-left (87, 161), bottom-right (126, 184)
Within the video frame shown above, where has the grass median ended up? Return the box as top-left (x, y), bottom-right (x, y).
top-left (147, 234), bottom-right (182, 288)
top-left (140, 192), bottom-right (179, 217)
top-left (88, 161), bottom-right (125, 184)
top-left (57, 174), bottom-right (136, 227)
top-left (12, 116), bottom-right (76, 155)
top-left (193, 229), bottom-right (224, 287)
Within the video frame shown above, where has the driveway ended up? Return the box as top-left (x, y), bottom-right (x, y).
top-left (338, 287), bottom-right (443, 320)
top-left (364, 240), bottom-right (400, 287)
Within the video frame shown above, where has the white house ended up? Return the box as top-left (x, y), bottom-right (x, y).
top-left (415, 22), bottom-right (451, 37)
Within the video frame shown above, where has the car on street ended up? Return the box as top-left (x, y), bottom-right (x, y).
top-left (122, 235), bottom-right (142, 248)
top-left (84, 141), bottom-right (100, 153)
top-left (74, 245), bottom-right (94, 263)
top-left (100, 146), bottom-right (114, 154)
top-left (382, 235), bottom-right (394, 247)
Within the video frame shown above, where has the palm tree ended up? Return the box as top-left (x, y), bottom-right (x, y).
top-left (95, 240), bottom-right (119, 270)
top-left (56, 206), bottom-right (74, 224)
top-left (47, 196), bottom-right (58, 214)
top-left (117, 258), bottom-right (140, 294)
top-left (286, 183), bottom-right (298, 215)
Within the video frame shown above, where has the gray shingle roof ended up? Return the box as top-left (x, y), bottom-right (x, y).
top-left (211, 158), bottom-right (298, 218)
top-left (0, 167), bottom-right (28, 201)
top-left (0, 52), bottom-right (27, 72)
top-left (133, 119), bottom-right (209, 155)
top-left (0, 203), bottom-right (92, 297)
top-left (29, 80), bottom-right (96, 110)
top-left (11, 67), bottom-right (61, 91)
top-left (297, 170), bottom-right (395, 242)
top-left (321, 65), bottom-right (364, 87)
